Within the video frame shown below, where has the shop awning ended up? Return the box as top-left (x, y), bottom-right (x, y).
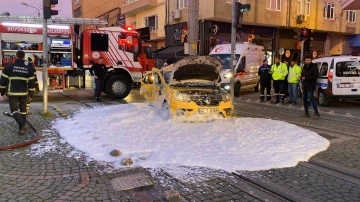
top-left (154, 46), bottom-right (185, 59)
top-left (341, 0), bottom-right (360, 10)
top-left (349, 35), bottom-right (360, 47)
top-left (1, 33), bottom-right (42, 43)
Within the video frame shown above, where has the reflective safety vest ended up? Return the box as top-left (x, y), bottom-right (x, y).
top-left (0, 59), bottom-right (36, 97)
top-left (288, 64), bottom-right (302, 84)
top-left (270, 63), bottom-right (288, 80)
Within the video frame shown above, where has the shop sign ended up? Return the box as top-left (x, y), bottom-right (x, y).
top-left (117, 14), bottom-right (125, 27)
top-left (173, 24), bottom-right (187, 44)
top-left (0, 25), bottom-right (71, 35)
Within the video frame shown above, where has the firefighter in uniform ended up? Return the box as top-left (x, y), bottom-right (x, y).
top-left (0, 51), bottom-right (36, 135)
top-left (270, 57), bottom-right (288, 104)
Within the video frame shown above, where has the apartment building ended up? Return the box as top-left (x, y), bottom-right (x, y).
top-left (72, 0), bottom-right (166, 49)
top-left (156, 0), bottom-right (360, 63)
top-left (72, 0), bottom-right (121, 26)
top-left (120, 0), bottom-right (166, 49)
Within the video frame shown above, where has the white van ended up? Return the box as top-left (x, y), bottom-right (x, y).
top-left (209, 42), bottom-right (265, 97)
top-left (312, 56), bottom-right (360, 106)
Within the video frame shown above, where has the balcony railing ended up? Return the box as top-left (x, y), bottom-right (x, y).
top-left (121, 0), bottom-right (140, 7)
top-left (120, 0), bottom-right (157, 16)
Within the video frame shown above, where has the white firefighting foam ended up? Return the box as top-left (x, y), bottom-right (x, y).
top-left (52, 103), bottom-right (329, 172)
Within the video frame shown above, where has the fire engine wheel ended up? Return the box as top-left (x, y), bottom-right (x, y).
top-left (106, 75), bottom-right (131, 99)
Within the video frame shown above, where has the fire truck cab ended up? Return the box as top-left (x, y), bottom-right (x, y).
top-left (75, 26), bottom-right (153, 99)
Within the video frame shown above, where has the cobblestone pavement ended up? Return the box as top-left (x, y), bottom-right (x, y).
top-left (311, 140), bottom-right (360, 171)
top-left (237, 88), bottom-right (360, 118)
top-left (238, 163), bottom-right (360, 202)
top-left (1, 90), bottom-right (360, 201)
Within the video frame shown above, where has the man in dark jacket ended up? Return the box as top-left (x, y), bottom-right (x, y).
top-left (89, 57), bottom-right (107, 101)
top-left (301, 54), bottom-right (320, 118)
top-left (0, 50), bottom-right (36, 135)
top-left (258, 59), bottom-right (272, 102)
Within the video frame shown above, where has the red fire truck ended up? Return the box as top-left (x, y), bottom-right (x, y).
top-left (0, 20), bottom-right (155, 99)
top-left (74, 25), bottom-right (155, 99)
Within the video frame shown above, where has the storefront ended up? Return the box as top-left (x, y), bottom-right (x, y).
top-left (200, 20), bottom-right (275, 61)
top-left (278, 28), bottom-right (327, 63)
top-left (159, 20), bottom-right (275, 64)
top-left (153, 22), bottom-right (187, 66)
top-left (0, 23), bottom-right (74, 90)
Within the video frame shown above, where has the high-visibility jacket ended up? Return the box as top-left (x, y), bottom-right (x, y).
top-left (287, 64), bottom-right (302, 84)
top-left (0, 59), bottom-right (36, 97)
top-left (270, 63), bottom-right (288, 80)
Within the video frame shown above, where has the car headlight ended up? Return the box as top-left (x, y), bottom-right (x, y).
top-left (224, 72), bottom-right (232, 79)
top-left (222, 94), bottom-right (231, 102)
top-left (174, 92), bottom-right (191, 102)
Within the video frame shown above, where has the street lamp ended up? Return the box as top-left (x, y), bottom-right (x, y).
top-left (21, 2), bottom-right (41, 17)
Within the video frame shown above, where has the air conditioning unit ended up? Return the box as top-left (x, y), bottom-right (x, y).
top-left (301, 14), bottom-right (308, 22)
top-left (171, 10), bottom-right (181, 20)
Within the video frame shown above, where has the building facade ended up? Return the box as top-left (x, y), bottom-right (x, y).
top-left (120, 0), bottom-right (166, 49)
top-left (72, 0), bottom-right (166, 50)
top-left (157, 0), bottom-right (360, 63)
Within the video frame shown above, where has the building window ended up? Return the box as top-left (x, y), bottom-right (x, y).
top-left (346, 10), bottom-right (356, 23)
top-left (323, 2), bottom-right (335, 20)
top-left (74, 7), bottom-right (82, 17)
top-left (176, 0), bottom-right (188, 9)
top-left (266, 0), bottom-right (281, 11)
top-left (144, 15), bottom-right (158, 32)
top-left (297, 0), bottom-right (310, 15)
top-left (305, 0), bottom-right (310, 16)
top-left (297, 0), bottom-right (302, 14)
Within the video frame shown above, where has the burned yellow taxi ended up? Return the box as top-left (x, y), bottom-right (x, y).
top-left (140, 56), bottom-right (233, 120)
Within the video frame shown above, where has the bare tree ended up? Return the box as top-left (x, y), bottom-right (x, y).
top-left (187, 0), bottom-right (199, 55)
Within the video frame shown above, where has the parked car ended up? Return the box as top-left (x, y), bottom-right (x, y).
top-left (139, 56), bottom-right (233, 120)
top-left (312, 56), bottom-right (360, 106)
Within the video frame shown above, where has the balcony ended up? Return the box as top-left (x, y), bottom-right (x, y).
top-left (121, 0), bottom-right (157, 16)
top-left (340, 0), bottom-right (360, 10)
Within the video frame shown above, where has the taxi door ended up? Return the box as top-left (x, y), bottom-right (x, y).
top-left (152, 69), bottom-right (167, 108)
top-left (139, 72), bottom-right (155, 103)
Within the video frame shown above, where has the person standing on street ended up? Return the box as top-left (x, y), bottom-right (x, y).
top-left (301, 54), bottom-right (320, 118)
top-left (90, 57), bottom-right (107, 101)
top-left (258, 59), bottom-right (272, 102)
top-left (0, 51), bottom-right (36, 135)
top-left (287, 59), bottom-right (302, 105)
top-left (270, 57), bottom-right (288, 104)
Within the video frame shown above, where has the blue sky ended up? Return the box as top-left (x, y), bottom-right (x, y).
top-left (0, 0), bottom-right (72, 17)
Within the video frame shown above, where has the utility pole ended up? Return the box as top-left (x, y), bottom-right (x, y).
top-left (42, 0), bottom-right (59, 113)
top-left (187, 0), bottom-right (199, 55)
top-left (230, 1), bottom-right (250, 107)
top-left (230, 0), bottom-right (237, 104)
top-left (42, 19), bottom-right (48, 113)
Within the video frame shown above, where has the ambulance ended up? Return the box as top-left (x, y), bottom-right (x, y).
top-left (209, 42), bottom-right (265, 97)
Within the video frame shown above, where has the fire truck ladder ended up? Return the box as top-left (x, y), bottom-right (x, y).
top-left (0, 16), bottom-right (108, 25)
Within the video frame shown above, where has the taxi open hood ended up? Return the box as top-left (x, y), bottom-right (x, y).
top-left (170, 56), bottom-right (223, 84)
